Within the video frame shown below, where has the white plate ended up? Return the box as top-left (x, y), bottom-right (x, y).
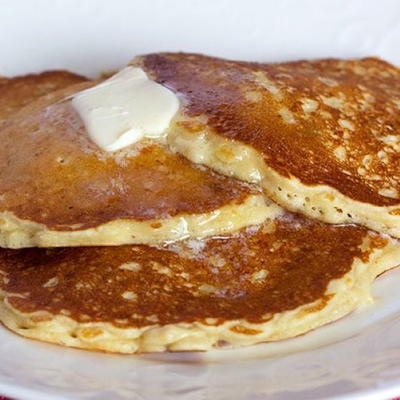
top-left (0, 1), bottom-right (400, 399)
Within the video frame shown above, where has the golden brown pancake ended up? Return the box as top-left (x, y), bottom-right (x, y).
top-left (0, 81), bottom-right (271, 248)
top-left (0, 212), bottom-right (398, 353)
top-left (136, 53), bottom-right (400, 237)
top-left (0, 70), bottom-right (87, 123)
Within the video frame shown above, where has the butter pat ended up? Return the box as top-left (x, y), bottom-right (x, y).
top-left (71, 67), bottom-right (179, 151)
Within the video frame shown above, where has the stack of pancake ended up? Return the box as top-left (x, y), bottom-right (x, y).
top-left (0, 53), bottom-right (399, 353)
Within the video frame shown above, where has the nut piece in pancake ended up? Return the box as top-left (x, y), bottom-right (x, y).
top-left (0, 82), bottom-right (272, 248)
top-left (0, 213), bottom-right (398, 353)
top-left (137, 53), bottom-right (400, 237)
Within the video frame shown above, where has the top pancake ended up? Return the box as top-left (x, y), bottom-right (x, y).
top-left (138, 53), bottom-right (400, 237)
top-left (0, 77), bottom-right (270, 248)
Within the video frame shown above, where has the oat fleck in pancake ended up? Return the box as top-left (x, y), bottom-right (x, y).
top-left (0, 213), bottom-right (398, 353)
top-left (137, 53), bottom-right (400, 237)
top-left (0, 82), bottom-right (271, 248)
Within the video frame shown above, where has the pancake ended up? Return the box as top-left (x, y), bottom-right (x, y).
top-left (136, 53), bottom-right (400, 237)
top-left (0, 81), bottom-right (271, 248)
top-left (0, 211), bottom-right (398, 353)
top-left (0, 70), bottom-right (87, 124)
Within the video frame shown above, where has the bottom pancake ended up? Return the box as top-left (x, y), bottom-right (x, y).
top-left (0, 214), bottom-right (399, 353)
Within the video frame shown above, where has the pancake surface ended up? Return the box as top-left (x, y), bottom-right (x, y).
top-left (137, 53), bottom-right (400, 237)
top-left (0, 70), bottom-right (87, 123)
top-left (0, 81), bottom-right (270, 248)
top-left (0, 213), bottom-right (398, 353)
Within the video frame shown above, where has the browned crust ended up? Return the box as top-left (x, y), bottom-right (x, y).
top-left (0, 70), bottom-right (88, 122)
top-left (141, 53), bottom-right (400, 207)
top-left (0, 215), bottom-right (376, 327)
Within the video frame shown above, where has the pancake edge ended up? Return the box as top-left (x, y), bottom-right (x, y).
top-left (168, 125), bottom-right (400, 238)
top-left (0, 194), bottom-right (275, 248)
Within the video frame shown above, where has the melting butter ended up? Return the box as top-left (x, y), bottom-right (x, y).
top-left (72, 67), bottom-right (179, 151)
